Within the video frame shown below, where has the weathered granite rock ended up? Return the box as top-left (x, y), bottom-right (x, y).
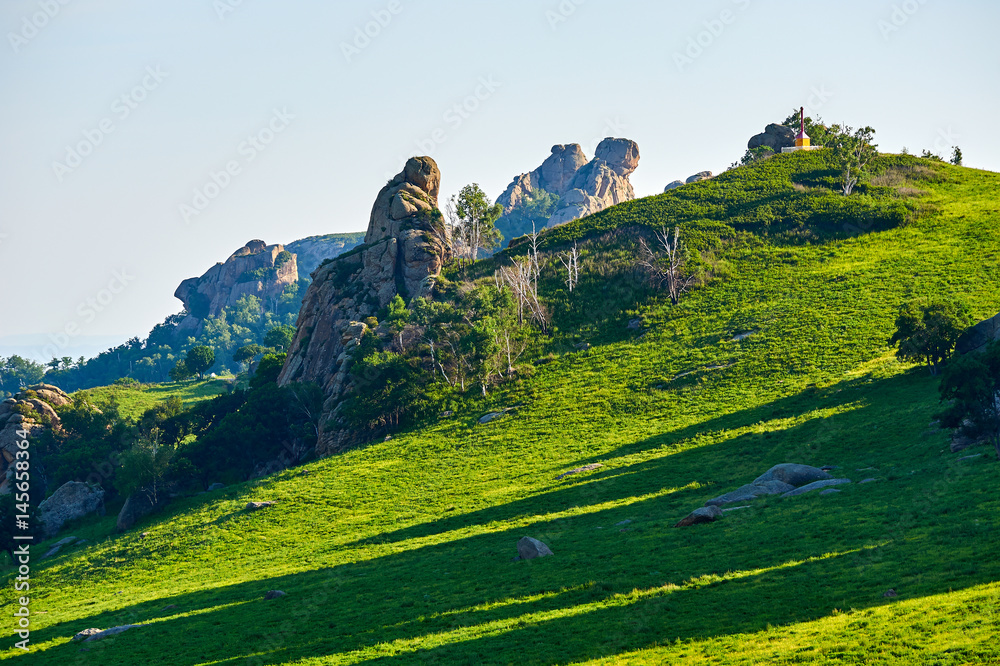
top-left (517, 536), bottom-right (553, 560)
top-left (781, 478), bottom-right (852, 497)
top-left (819, 488), bottom-right (841, 496)
top-left (0, 385), bottom-right (69, 495)
top-left (478, 412), bottom-right (505, 425)
top-left (82, 625), bottom-right (146, 642)
top-left (748, 123), bottom-right (796, 153)
top-left (675, 505), bottom-right (723, 527)
top-left (278, 158), bottom-right (451, 456)
top-left (685, 171), bottom-right (713, 184)
top-left (116, 491), bottom-right (168, 532)
top-left (264, 590), bottom-right (287, 600)
top-left (956, 312), bottom-right (1000, 355)
top-left (753, 464), bottom-right (831, 488)
top-left (496, 138), bottom-right (640, 231)
top-left (172, 239), bottom-right (298, 337)
top-left (555, 463), bottom-right (603, 480)
top-left (705, 480), bottom-right (795, 506)
top-left (38, 482), bottom-right (105, 537)
top-left (664, 180), bottom-right (685, 192)
top-left (245, 501), bottom-right (278, 511)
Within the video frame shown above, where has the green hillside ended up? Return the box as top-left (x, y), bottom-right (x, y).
top-left (6, 153), bottom-right (1000, 665)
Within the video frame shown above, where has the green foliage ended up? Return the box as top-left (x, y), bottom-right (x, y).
top-left (782, 109), bottom-right (835, 147)
top-left (889, 298), bottom-right (971, 375)
top-left (825, 124), bottom-right (879, 195)
top-left (114, 432), bottom-right (175, 505)
top-left (951, 146), bottom-right (963, 166)
top-left (274, 249), bottom-right (293, 269)
top-left (731, 145), bottom-right (774, 170)
top-left (233, 344), bottom-right (264, 368)
top-left (263, 324), bottom-right (296, 351)
top-left (937, 341), bottom-right (1000, 457)
top-left (0, 355), bottom-right (45, 397)
top-left (184, 346), bottom-right (215, 379)
top-left (251, 353), bottom-right (286, 389)
top-left (168, 359), bottom-right (193, 382)
top-left (496, 188), bottom-right (561, 247)
top-left (450, 183), bottom-right (504, 261)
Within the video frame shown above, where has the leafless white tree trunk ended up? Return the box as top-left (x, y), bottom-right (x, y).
top-left (559, 241), bottom-right (579, 292)
top-left (638, 226), bottom-right (697, 305)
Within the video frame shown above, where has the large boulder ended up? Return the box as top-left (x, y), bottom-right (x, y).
top-left (38, 482), bottom-right (105, 537)
top-left (0, 385), bottom-right (70, 496)
top-left (278, 157), bottom-right (451, 456)
top-left (116, 491), bottom-right (168, 532)
top-left (664, 180), bottom-right (685, 192)
top-left (517, 536), bottom-right (553, 560)
top-left (752, 464), bottom-right (831, 488)
top-left (781, 478), bottom-right (852, 497)
top-left (685, 171), bottom-right (713, 184)
top-left (748, 123), bottom-right (795, 153)
top-left (705, 480), bottom-right (795, 506)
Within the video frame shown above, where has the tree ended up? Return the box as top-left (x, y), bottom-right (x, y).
top-left (185, 346), bottom-right (216, 379)
top-left (497, 224), bottom-right (548, 331)
top-left (449, 183), bottom-right (503, 262)
top-left (386, 294), bottom-right (410, 350)
top-left (559, 242), bottom-right (580, 292)
top-left (638, 226), bottom-right (697, 305)
top-left (782, 110), bottom-right (833, 147)
top-left (826, 124), bottom-right (878, 195)
top-left (937, 341), bottom-right (1000, 460)
top-left (889, 299), bottom-right (971, 375)
top-left (168, 359), bottom-right (193, 382)
top-left (116, 431), bottom-right (174, 507)
top-left (264, 324), bottom-right (296, 351)
top-left (950, 146), bottom-right (963, 166)
top-left (233, 344), bottom-right (264, 371)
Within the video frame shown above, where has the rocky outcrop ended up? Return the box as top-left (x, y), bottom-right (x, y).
top-left (278, 157), bottom-right (451, 456)
top-left (116, 491), bottom-right (169, 532)
top-left (172, 240), bottom-right (298, 336)
top-left (38, 481), bottom-right (105, 536)
top-left (0, 384), bottom-right (69, 496)
top-left (495, 138), bottom-right (640, 232)
top-left (285, 233), bottom-right (365, 280)
top-left (675, 505), bottom-right (722, 527)
top-left (685, 171), bottom-right (713, 184)
top-left (664, 180), bottom-right (685, 192)
top-left (546, 138), bottom-right (640, 227)
top-left (956, 312), bottom-right (1000, 355)
top-left (516, 536), bottom-right (553, 560)
top-left (748, 123), bottom-right (795, 153)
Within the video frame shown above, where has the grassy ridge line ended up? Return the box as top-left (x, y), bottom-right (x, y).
top-left (3, 158), bottom-right (999, 664)
top-left (81, 378), bottom-right (232, 420)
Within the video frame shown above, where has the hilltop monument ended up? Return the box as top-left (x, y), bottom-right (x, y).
top-left (782, 107), bottom-right (822, 153)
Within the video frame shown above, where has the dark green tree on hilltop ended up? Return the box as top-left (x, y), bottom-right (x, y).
top-left (889, 299), bottom-right (971, 376)
top-left (185, 346), bottom-right (216, 380)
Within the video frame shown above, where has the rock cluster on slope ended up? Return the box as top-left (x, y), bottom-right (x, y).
top-left (278, 157), bottom-right (451, 456)
top-left (663, 171), bottom-right (714, 192)
top-left (956, 311), bottom-right (1000, 355)
top-left (172, 240), bottom-right (299, 337)
top-left (38, 481), bottom-right (105, 536)
top-left (0, 384), bottom-right (70, 496)
top-left (496, 138), bottom-right (640, 230)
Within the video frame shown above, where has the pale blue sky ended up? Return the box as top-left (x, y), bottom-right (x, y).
top-left (2, 0), bottom-right (998, 361)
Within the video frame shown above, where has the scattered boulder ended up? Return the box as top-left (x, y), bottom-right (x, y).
top-left (859, 478), bottom-right (878, 484)
top-left (38, 482), bottom-right (105, 537)
top-left (664, 180), bottom-right (685, 192)
top-left (705, 480), bottom-right (794, 506)
top-left (781, 479), bottom-right (852, 497)
top-left (207, 483), bottom-right (225, 491)
top-left (72, 628), bottom-right (104, 641)
top-left (627, 319), bottom-right (642, 331)
top-left (958, 454), bottom-right (983, 462)
top-left (883, 589), bottom-right (898, 598)
top-left (685, 171), bottom-right (713, 184)
top-left (614, 519), bottom-right (633, 526)
top-left (747, 123), bottom-right (796, 153)
top-left (517, 536), bottom-right (553, 560)
top-left (675, 505), bottom-right (722, 527)
top-left (41, 545), bottom-right (63, 560)
top-left (753, 464), bottom-right (831, 487)
top-left (555, 463), bottom-right (603, 480)
top-left (478, 412), bottom-right (505, 425)
top-left (82, 625), bottom-right (145, 642)
top-left (950, 433), bottom-right (986, 453)
top-left (264, 590), bottom-right (287, 600)
top-left (819, 488), bottom-right (841, 496)
top-left (246, 501), bottom-right (278, 511)
top-left (55, 536), bottom-right (78, 546)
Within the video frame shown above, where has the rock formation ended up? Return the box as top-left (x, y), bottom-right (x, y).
top-left (172, 240), bottom-right (299, 336)
top-left (956, 312), bottom-right (1000, 355)
top-left (0, 384), bottom-right (70, 496)
top-left (38, 481), bottom-right (105, 536)
top-left (278, 156), bottom-right (451, 455)
top-left (285, 233), bottom-right (365, 280)
top-left (748, 123), bottom-right (795, 153)
top-left (685, 171), bottom-right (713, 184)
top-left (495, 138), bottom-right (640, 231)
top-left (664, 180), bottom-right (684, 192)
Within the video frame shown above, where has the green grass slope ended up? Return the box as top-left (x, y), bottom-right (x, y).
top-left (5, 154), bottom-right (1000, 665)
top-left (82, 378), bottom-right (233, 420)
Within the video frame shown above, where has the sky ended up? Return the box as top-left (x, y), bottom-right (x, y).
top-left (1, 0), bottom-right (998, 362)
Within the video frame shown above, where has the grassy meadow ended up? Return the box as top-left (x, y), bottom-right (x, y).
top-left (4, 153), bottom-right (1000, 665)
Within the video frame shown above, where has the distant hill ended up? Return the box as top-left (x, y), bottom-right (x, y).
top-left (286, 232), bottom-right (365, 279)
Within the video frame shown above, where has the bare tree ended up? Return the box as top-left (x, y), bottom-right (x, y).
top-left (559, 241), bottom-right (580, 292)
top-left (497, 226), bottom-right (548, 331)
top-left (638, 226), bottom-right (697, 305)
